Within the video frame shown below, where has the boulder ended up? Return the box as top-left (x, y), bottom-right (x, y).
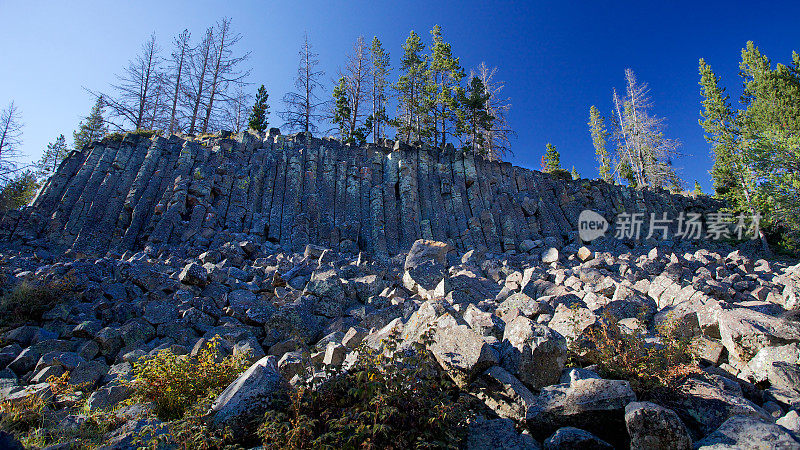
top-left (472, 365), bottom-right (538, 422)
top-left (542, 427), bottom-right (612, 450)
top-left (501, 316), bottom-right (567, 390)
top-left (403, 239), bottom-right (453, 300)
top-left (718, 308), bottom-right (800, 368)
top-left (210, 355), bottom-right (287, 433)
top-left (179, 263), bottom-right (209, 286)
top-left (466, 418), bottom-right (540, 450)
top-left (695, 415), bottom-right (800, 449)
top-left (624, 401), bottom-right (692, 450)
top-left (526, 378), bottom-right (637, 447)
top-left (428, 313), bottom-right (499, 387)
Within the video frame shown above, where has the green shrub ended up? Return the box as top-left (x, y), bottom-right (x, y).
top-left (569, 311), bottom-right (706, 396)
top-left (258, 330), bottom-right (475, 449)
top-left (129, 338), bottom-right (250, 421)
top-left (0, 278), bottom-right (73, 328)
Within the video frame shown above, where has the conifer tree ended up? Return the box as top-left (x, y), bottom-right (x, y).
top-left (571, 166), bottom-right (580, 180)
top-left (588, 105), bottom-right (612, 183)
top-left (428, 25), bottom-right (464, 148)
top-left (394, 31), bottom-right (428, 143)
top-left (332, 76), bottom-right (352, 141)
top-left (693, 180), bottom-right (703, 196)
top-left (0, 170), bottom-right (38, 213)
top-left (248, 85), bottom-right (270, 132)
top-left (38, 134), bottom-right (68, 176)
top-left (542, 143), bottom-right (561, 173)
top-left (370, 36), bottom-right (391, 142)
top-left (281, 33), bottom-right (326, 134)
top-left (457, 77), bottom-right (492, 153)
top-left (73, 96), bottom-right (108, 150)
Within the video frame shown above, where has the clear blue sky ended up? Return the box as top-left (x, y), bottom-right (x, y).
top-left (1, 0), bottom-right (798, 192)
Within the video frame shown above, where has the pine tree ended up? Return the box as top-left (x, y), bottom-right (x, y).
top-left (0, 170), bottom-right (39, 213)
top-left (73, 96), bottom-right (108, 150)
top-left (428, 25), bottom-right (464, 148)
top-left (457, 77), bottom-right (492, 153)
top-left (370, 36), bottom-right (391, 143)
top-left (281, 33), bottom-right (326, 134)
top-left (698, 58), bottom-right (751, 212)
top-left (38, 134), bottom-right (68, 176)
top-left (693, 181), bottom-right (703, 196)
top-left (571, 166), bottom-right (580, 180)
top-left (332, 76), bottom-right (352, 142)
top-left (542, 143), bottom-right (561, 173)
top-left (248, 85), bottom-right (270, 132)
top-left (588, 105), bottom-right (612, 183)
top-left (394, 31), bottom-right (428, 143)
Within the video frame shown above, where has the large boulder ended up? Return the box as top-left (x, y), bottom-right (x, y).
top-left (661, 378), bottom-right (772, 439)
top-left (542, 427), bottom-right (612, 450)
top-left (428, 313), bottom-right (499, 387)
top-left (717, 308), bottom-right (800, 368)
top-left (695, 415), bottom-right (800, 449)
top-left (179, 263), bottom-right (209, 286)
top-left (403, 239), bottom-right (453, 300)
top-left (210, 355), bottom-right (287, 433)
top-left (525, 378), bottom-right (637, 447)
top-left (472, 365), bottom-right (538, 422)
top-left (501, 316), bottom-right (567, 390)
top-left (624, 401), bottom-right (692, 450)
top-left (466, 418), bottom-right (540, 450)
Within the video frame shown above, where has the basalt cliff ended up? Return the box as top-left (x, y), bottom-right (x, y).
top-left (1, 130), bottom-right (716, 257)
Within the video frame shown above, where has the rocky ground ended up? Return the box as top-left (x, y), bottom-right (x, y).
top-left (1, 234), bottom-right (800, 449)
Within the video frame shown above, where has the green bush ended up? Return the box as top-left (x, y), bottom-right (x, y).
top-left (258, 330), bottom-right (475, 449)
top-left (569, 311), bottom-right (706, 396)
top-left (0, 278), bottom-right (73, 328)
top-left (129, 338), bottom-right (250, 421)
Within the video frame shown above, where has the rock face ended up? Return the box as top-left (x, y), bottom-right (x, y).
top-left (0, 131), bottom-right (718, 257)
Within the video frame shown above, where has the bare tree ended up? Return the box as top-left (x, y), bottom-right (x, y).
top-left (473, 62), bottom-right (515, 160)
top-left (611, 69), bottom-right (681, 189)
top-left (0, 101), bottom-right (23, 182)
top-left (201, 17), bottom-right (250, 134)
top-left (341, 36), bottom-right (371, 136)
top-left (281, 33), bottom-right (326, 134)
top-left (186, 27), bottom-right (214, 135)
top-left (167, 29), bottom-right (191, 135)
top-left (104, 33), bottom-right (162, 130)
top-left (221, 87), bottom-right (251, 133)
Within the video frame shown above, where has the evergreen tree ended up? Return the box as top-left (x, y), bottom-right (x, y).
top-left (332, 76), bottom-right (352, 141)
top-left (248, 85), bottom-right (270, 132)
top-left (542, 143), bottom-right (561, 173)
top-left (0, 170), bottom-right (39, 213)
top-left (588, 105), bottom-right (612, 183)
top-left (73, 96), bottom-right (108, 150)
top-left (394, 31), bottom-right (429, 143)
top-left (428, 25), bottom-right (464, 148)
top-left (38, 134), bottom-right (68, 176)
top-left (370, 36), bottom-right (391, 142)
top-left (571, 166), bottom-right (580, 180)
top-left (457, 77), bottom-right (492, 153)
top-left (693, 180), bottom-right (703, 196)
top-left (698, 59), bottom-right (752, 212)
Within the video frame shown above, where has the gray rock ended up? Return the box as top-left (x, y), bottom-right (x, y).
top-left (179, 262), bottom-right (209, 286)
top-left (428, 313), bottom-right (499, 387)
top-left (472, 365), bottom-right (538, 422)
top-left (624, 401), bottom-right (692, 450)
top-left (695, 415), bottom-right (800, 449)
top-left (718, 308), bottom-right (800, 368)
top-left (542, 427), bottom-right (612, 450)
top-left (526, 378), bottom-right (637, 447)
top-left (466, 418), bottom-right (540, 450)
top-left (87, 383), bottom-right (131, 411)
top-left (778, 410), bottom-right (800, 434)
top-left (501, 316), bottom-right (567, 390)
top-left (210, 355), bottom-right (287, 433)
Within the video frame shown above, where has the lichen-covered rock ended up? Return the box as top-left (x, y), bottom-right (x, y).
top-left (501, 316), bottom-right (567, 390)
top-left (543, 427), bottom-right (612, 450)
top-left (624, 401), bottom-right (692, 450)
top-left (210, 355), bottom-right (287, 433)
top-left (695, 415), bottom-right (800, 449)
top-left (428, 313), bottom-right (499, 387)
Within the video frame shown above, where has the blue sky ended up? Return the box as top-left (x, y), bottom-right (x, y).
top-left (1, 0), bottom-right (798, 192)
